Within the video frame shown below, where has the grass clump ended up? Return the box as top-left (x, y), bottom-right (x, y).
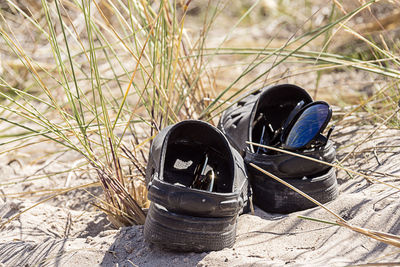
top-left (0, 0), bottom-right (211, 226)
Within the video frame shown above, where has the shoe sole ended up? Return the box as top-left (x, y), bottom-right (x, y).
top-left (144, 203), bottom-right (237, 252)
top-left (249, 167), bottom-right (338, 213)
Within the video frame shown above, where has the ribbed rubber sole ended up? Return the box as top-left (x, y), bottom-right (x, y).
top-left (144, 203), bottom-right (237, 252)
top-left (249, 167), bottom-right (338, 213)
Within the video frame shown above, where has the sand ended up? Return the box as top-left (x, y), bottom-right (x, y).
top-left (1, 126), bottom-right (400, 266)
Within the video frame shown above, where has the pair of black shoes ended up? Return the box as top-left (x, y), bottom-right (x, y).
top-left (144, 84), bottom-right (338, 252)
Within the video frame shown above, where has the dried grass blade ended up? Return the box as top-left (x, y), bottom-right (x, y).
top-left (250, 163), bottom-right (400, 249)
top-left (247, 142), bottom-right (400, 191)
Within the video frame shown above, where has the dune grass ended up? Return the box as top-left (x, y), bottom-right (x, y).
top-left (0, 0), bottom-right (400, 257)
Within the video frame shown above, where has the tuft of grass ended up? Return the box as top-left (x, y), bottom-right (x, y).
top-left (1, 0), bottom-right (211, 226)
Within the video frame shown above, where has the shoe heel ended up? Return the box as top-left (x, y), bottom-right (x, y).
top-left (144, 203), bottom-right (237, 252)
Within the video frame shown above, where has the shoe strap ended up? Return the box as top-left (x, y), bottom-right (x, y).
top-left (148, 179), bottom-right (243, 217)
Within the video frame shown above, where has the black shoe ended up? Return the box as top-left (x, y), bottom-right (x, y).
top-left (144, 120), bottom-right (250, 251)
top-left (218, 84), bottom-right (338, 213)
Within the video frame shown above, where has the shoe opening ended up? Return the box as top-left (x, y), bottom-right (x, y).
top-left (163, 121), bottom-right (234, 193)
top-left (250, 84), bottom-right (313, 153)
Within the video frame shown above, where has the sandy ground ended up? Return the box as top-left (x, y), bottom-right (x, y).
top-left (0, 124), bottom-right (399, 267)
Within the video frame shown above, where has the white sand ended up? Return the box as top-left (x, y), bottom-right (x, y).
top-left (1, 126), bottom-right (399, 266)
